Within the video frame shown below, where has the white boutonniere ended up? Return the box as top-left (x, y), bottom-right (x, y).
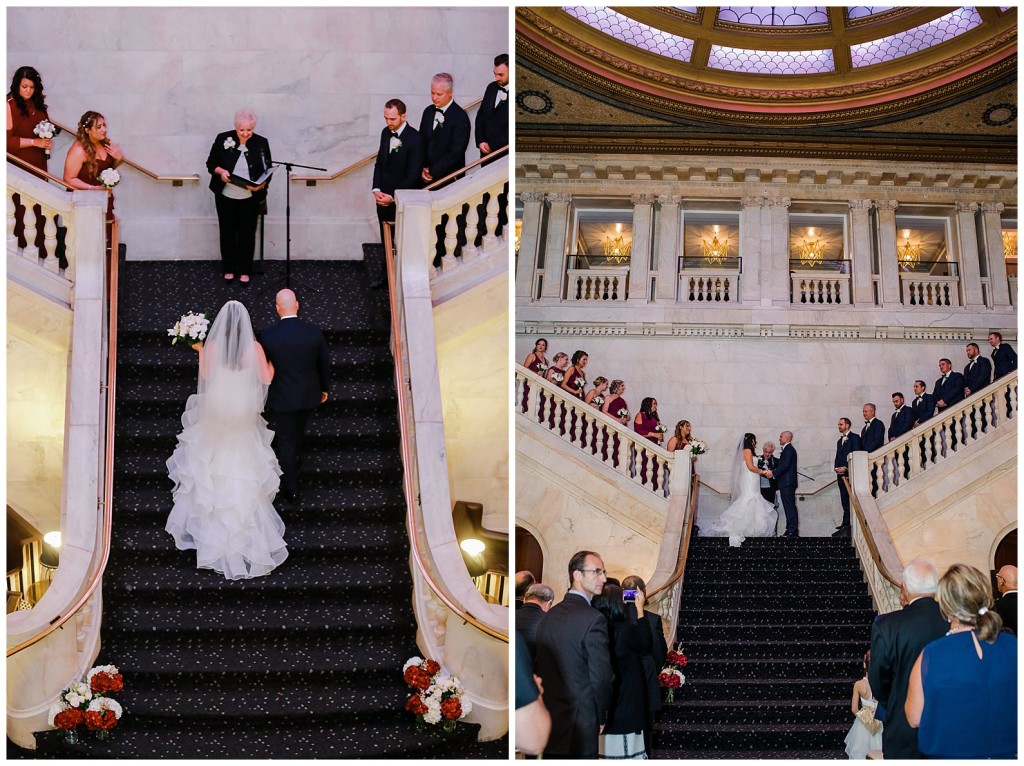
top-left (389, 136), bottom-right (402, 154)
top-left (223, 136), bottom-right (236, 150)
top-left (496, 89), bottom-right (508, 104)
top-left (434, 112), bottom-right (445, 126)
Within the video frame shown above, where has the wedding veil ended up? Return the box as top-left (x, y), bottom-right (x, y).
top-left (728, 435), bottom-right (749, 502)
top-left (195, 300), bottom-right (268, 421)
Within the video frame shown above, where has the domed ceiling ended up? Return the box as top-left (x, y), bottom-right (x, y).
top-left (515, 6), bottom-right (1017, 162)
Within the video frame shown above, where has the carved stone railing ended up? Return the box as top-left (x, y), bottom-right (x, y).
top-left (865, 373), bottom-right (1017, 496)
top-left (1009, 275), bottom-right (1017, 305)
top-left (846, 470), bottom-right (903, 615)
top-left (680, 271), bottom-right (740, 303)
top-left (791, 272), bottom-right (851, 305)
top-left (6, 162), bottom-right (78, 284)
top-left (567, 267), bottom-right (629, 302)
top-left (900, 275), bottom-right (960, 307)
top-left (515, 364), bottom-right (675, 497)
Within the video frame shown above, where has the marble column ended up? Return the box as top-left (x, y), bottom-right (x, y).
top-left (655, 194), bottom-right (682, 302)
top-left (875, 200), bottom-right (901, 307)
top-left (740, 196), bottom-right (764, 305)
top-left (979, 202), bottom-right (1011, 308)
top-left (767, 196), bottom-right (792, 304)
top-left (955, 201), bottom-right (985, 309)
top-left (540, 192), bottom-right (571, 301)
top-left (627, 193), bottom-right (654, 303)
top-left (515, 191), bottom-right (545, 302)
top-left (848, 199), bottom-right (875, 305)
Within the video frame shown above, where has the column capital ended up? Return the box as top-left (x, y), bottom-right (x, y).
top-left (848, 198), bottom-right (873, 211)
top-left (546, 192), bottom-right (572, 205)
top-left (631, 193), bottom-right (655, 206)
top-left (767, 196), bottom-right (791, 209)
top-left (657, 193), bottom-right (683, 206)
top-left (980, 201), bottom-right (1005, 214)
top-left (741, 196), bottom-right (765, 208)
top-left (875, 199), bottom-right (899, 212)
top-left (520, 191), bottom-right (545, 204)
top-left (955, 201), bottom-right (979, 214)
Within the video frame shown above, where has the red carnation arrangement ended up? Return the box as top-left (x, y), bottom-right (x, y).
top-left (89, 670), bottom-right (124, 695)
top-left (84, 710), bottom-right (118, 732)
top-left (401, 656), bottom-right (472, 732)
top-left (666, 649), bottom-right (688, 668)
top-left (49, 664), bottom-right (125, 743)
top-left (440, 697), bottom-right (463, 721)
top-left (659, 643), bottom-right (688, 703)
top-left (403, 665), bottom-right (432, 691)
top-left (405, 694), bottom-right (429, 716)
top-left (53, 708), bottom-right (85, 732)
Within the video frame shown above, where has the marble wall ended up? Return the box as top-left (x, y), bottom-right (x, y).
top-left (434, 273), bottom-right (509, 531)
top-left (7, 7), bottom-right (508, 260)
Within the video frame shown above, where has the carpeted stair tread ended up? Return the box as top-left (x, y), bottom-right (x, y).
top-left (116, 376), bottom-right (397, 405)
top-left (113, 485), bottom-right (406, 515)
top-left (655, 749), bottom-right (843, 759)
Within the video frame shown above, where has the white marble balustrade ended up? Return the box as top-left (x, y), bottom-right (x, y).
top-left (865, 373), bottom-right (1016, 497)
top-left (680, 271), bottom-right (740, 303)
top-left (791, 272), bottom-right (851, 305)
top-left (1009, 276), bottom-right (1017, 305)
top-left (515, 364), bottom-right (674, 497)
top-left (567, 267), bottom-right (629, 302)
top-left (7, 172), bottom-right (75, 280)
top-left (899, 275), bottom-right (960, 307)
top-left (431, 159), bottom-right (509, 275)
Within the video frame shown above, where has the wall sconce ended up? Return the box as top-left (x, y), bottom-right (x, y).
top-left (796, 227), bottom-right (826, 267)
top-left (897, 228), bottom-right (921, 268)
top-left (40, 530), bottom-right (61, 573)
top-left (702, 225), bottom-right (728, 265)
top-left (603, 223), bottom-right (632, 263)
top-left (514, 220), bottom-right (522, 255)
top-left (460, 538), bottom-right (485, 556)
top-left (1002, 230), bottom-right (1017, 260)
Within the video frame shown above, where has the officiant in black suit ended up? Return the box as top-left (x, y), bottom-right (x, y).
top-left (260, 289), bottom-right (331, 506)
top-left (772, 431), bottom-right (799, 537)
top-left (371, 98), bottom-right (421, 245)
top-left (475, 53), bottom-right (509, 162)
top-left (206, 108), bottom-right (272, 284)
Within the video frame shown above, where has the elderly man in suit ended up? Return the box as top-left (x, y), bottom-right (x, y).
top-left (371, 99), bottom-right (421, 246)
top-left (988, 330), bottom-right (1018, 379)
top-left (832, 417), bottom-right (861, 538)
top-left (534, 550), bottom-right (613, 758)
top-left (621, 574), bottom-right (668, 756)
top-left (861, 403), bottom-right (885, 451)
top-left (514, 570), bottom-right (535, 609)
top-left (516, 582), bottom-right (554, 658)
top-left (869, 559), bottom-right (947, 759)
top-left (772, 431), bottom-right (799, 538)
top-left (994, 564), bottom-right (1017, 635)
top-left (933, 358), bottom-right (966, 412)
top-left (260, 289), bottom-right (331, 507)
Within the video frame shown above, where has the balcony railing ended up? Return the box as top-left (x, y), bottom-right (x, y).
top-left (678, 256), bottom-right (741, 303)
top-left (791, 260), bottom-right (852, 305)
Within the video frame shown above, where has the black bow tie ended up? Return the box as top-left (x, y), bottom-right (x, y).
top-left (499, 86), bottom-right (507, 92)
top-left (390, 131), bottom-right (399, 138)
top-left (434, 106), bottom-right (444, 113)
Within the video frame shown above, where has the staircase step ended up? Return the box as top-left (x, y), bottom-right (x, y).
top-left (113, 485), bottom-right (406, 515)
top-left (677, 623), bottom-right (872, 642)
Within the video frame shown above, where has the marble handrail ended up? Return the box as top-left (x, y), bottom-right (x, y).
top-left (846, 472), bottom-right (902, 615)
top-left (514, 364), bottom-right (674, 497)
top-left (863, 373), bottom-right (1017, 496)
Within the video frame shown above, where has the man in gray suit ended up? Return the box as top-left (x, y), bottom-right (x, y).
top-left (534, 550), bottom-right (613, 758)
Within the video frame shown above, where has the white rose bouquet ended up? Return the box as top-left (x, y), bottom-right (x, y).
top-left (690, 440), bottom-right (708, 456)
top-left (534, 363), bottom-right (548, 374)
top-left (550, 371), bottom-right (564, 383)
top-left (168, 311), bottom-right (210, 347)
top-left (33, 119), bottom-right (59, 158)
top-left (655, 423), bottom-right (667, 433)
top-left (617, 408), bottom-right (629, 420)
top-left (98, 168), bottom-right (120, 189)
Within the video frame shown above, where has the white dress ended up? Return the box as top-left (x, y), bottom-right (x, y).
top-left (699, 447), bottom-right (778, 546)
top-left (165, 301), bottom-right (287, 580)
top-left (844, 689), bottom-right (883, 759)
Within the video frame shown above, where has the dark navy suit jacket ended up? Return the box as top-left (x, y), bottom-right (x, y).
top-left (259, 317), bottom-right (331, 412)
top-left (372, 123), bottom-right (422, 197)
top-left (963, 356), bottom-right (992, 393)
top-left (911, 393), bottom-right (936, 425)
top-left (418, 100), bottom-right (471, 181)
top-left (933, 371), bottom-right (966, 409)
top-left (474, 81), bottom-right (509, 153)
top-left (861, 418), bottom-right (885, 452)
top-left (992, 342), bottom-right (1017, 379)
top-left (888, 406), bottom-right (915, 440)
top-left (774, 443), bottom-right (798, 490)
top-left (835, 431), bottom-right (862, 469)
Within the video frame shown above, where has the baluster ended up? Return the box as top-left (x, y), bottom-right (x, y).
top-left (441, 212), bottom-right (458, 271)
top-left (723, 277), bottom-right (731, 302)
top-left (613, 431), bottom-right (629, 477)
top-left (42, 208), bottom-right (59, 271)
top-left (688, 277), bottom-right (696, 302)
top-left (7, 195), bottom-right (16, 252)
top-left (462, 203), bottom-right (479, 261)
top-left (907, 436), bottom-right (923, 480)
top-left (483, 193), bottom-right (499, 247)
top-left (63, 224), bottom-right (76, 283)
top-left (23, 203), bottom-right (37, 261)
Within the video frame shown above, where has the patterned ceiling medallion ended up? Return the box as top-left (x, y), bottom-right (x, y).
top-left (518, 90), bottom-right (554, 115)
top-left (982, 103), bottom-right (1016, 126)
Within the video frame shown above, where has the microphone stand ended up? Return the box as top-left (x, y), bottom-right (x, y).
top-left (259, 158), bottom-right (326, 295)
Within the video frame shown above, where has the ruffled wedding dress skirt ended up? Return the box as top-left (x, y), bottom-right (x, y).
top-left (699, 466), bottom-right (778, 547)
top-left (166, 388), bottom-right (287, 580)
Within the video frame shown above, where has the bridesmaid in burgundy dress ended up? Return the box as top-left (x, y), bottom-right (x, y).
top-left (560, 350), bottom-right (588, 398)
top-left (666, 420), bottom-right (693, 452)
top-left (522, 338), bottom-right (548, 414)
top-left (6, 66), bottom-right (52, 253)
top-left (63, 111), bottom-right (123, 222)
top-left (585, 376), bottom-right (608, 408)
top-left (634, 397), bottom-right (664, 488)
top-left (542, 352), bottom-right (569, 429)
top-left (601, 380), bottom-right (629, 465)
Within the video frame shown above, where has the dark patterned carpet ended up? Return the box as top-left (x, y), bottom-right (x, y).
top-left (13, 257), bottom-right (506, 759)
top-left (654, 536), bottom-right (875, 759)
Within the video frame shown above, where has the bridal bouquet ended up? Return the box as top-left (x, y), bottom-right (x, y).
top-left (98, 168), bottom-right (120, 189)
top-left (48, 664), bottom-right (125, 743)
top-left (33, 119), bottom-right (59, 158)
top-left (168, 311), bottom-right (210, 346)
top-left (402, 656), bottom-right (472, 732)
top-left (690, 440), bottom-right (708, 456)
top-left (658, 645), bottom-right (688, 703)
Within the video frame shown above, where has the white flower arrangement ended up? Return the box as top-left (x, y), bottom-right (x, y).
top-left (223, 136), bottom-right (237, 150)
top-left (655, 424), bottom-right (667, 433)
top-left (592, 395), bottom-right (605, 408)
top-left (549, 372), bottom-right (564, 383)
top-left (61, 680), bottom-right (93, 708)
top-left (98, 168), bottom-right (120, 188)
top-left (389, 136), bottom-right (402, 153)
top-left (168, 311), bottom-right (210, 346)
top-left (690, 440), bottom-right (708, 455)
top-left (87, 697), bottom-right (123, 719)
top-left (47, 700), bottom-right (69, 727)
top-left (617, 408), bottom-right (629, 419)
top-left (574, 377), bottom-right (585, 390)
top-left (33, 119), bottom-right (58, 157)
top-left (402, 656), bottom-right (424, 673)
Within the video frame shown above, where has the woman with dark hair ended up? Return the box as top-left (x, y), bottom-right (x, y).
top-left (206, 108), bottom-right (273, 283)
top-left (7, 66), bottom-right (54, 255)
top-left (523, 338), bottom-right (549, 374)
top-left (699, 432), bottom-right (778, 546)
top-left (905, 563), bottom-right (1017, 758)
top-left (560, 350), bottom-right (588, 398)
top-left (634, 397), bottom-right (663, 444)
top-left (592, 582), bottom-right (651, 759)
top-left (63, 110), bottom-right (123, 220)
top-left (666, 420), bottom-right (692, 452)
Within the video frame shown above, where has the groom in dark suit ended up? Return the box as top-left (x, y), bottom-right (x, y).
top-left (772, 431), bottom-right (799, 537)
top-left (371, 98), bottom-right (421, 245)
top-left (260, 289), bottom-right (331, 505)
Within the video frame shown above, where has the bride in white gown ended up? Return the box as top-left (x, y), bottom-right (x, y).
top-left (165, 300), bottom-right (287, 579)
top-left (699, 432), bottom-right (778, 547)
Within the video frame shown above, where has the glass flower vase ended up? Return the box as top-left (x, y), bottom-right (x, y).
top-left (442, 718), bottom-right (457, 734)
top-left (63, 729), bottom-right (79, 745)
top-left (663, 687), bottom-right (675, 704)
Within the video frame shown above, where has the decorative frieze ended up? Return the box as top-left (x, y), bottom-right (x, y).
top-left (517, 323), bottom-right (1002, 342)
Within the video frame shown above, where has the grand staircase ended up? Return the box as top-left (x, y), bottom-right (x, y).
top-left (19, 259), bottom-right (503, 758)
top-left (655, 536), bottom-right (875, 759)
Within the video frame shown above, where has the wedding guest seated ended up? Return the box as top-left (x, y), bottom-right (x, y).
top-left (560, 350), bottom-right (588, 398)
top-left (602, 380), bottom-right (629, 424)
top-left (514, 570), bottom-right (535, 609)
top-left (905, 563), bottom-right (1017, 759)
top-left (584, 376), bottom-right (608, 409)
top-left (64, 110), bottom-right (123, 221)
top-left (633, 397), bottom-right (664, 444)
top-left (666, 420), bottom-right (692, 452)
top-left (545, 352), bottom-right (569, 384)
top-left (523, 338), bottom-right (549, 374)
top-left (516, 582), bottom-right (554, 658)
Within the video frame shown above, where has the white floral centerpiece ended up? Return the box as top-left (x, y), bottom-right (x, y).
top-left (49, 664), bottom-right (125, 743)
top-left (168, 311), bottom-right (210, 347)
top-left (402, 656), bottom-right (472, 732)
top-left (98, 168), bottom-right (120, 188)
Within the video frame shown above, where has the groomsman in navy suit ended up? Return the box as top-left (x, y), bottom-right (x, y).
top-left (371, 99), bottom-right (421, 245)
top-left (888, 393), bottom-right (915, 441)
top-left (832, 418), bottom-right (861, 537)
top-left (475, 53), bottom-right (509, 161)
top-left (861, 404), bottom-right (885, 451)
top-left (962, 342), bottom-right (992, 396)
top-left (933, 358), bottom-right (965, 412)
top-left (988, 330), bottom-right (1017, 379)
top-left (910, 380), bottom-right (936, 426)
